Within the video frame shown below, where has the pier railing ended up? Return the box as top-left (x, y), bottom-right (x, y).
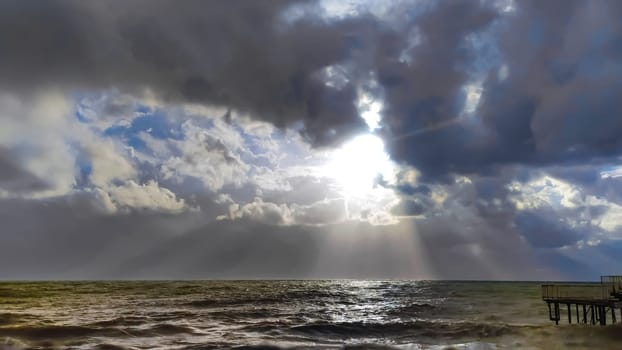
top-left (601, 276), bottom-right (622, 296)
top-left (542, 276), bottom-right (622, 326)
top-left (542, 284), bottom-right (613, 302)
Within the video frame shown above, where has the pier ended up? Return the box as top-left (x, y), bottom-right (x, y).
top-left (542, 275), bottom-right (622, 325)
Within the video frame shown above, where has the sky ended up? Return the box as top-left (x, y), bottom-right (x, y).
top-left (1, 0), bottom-right (622, 280)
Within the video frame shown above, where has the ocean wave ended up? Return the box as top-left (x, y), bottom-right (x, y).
top-left (290, 320), bottom-right (523, 340)
top-left (387, 303), bottom-right (436, 317)
top-left (209, 309), bottom-right (274, 320)
top-left (0, 337), bottom-right (30, 350)
top-left (282, 290), bottom-right (352, 300)
top-left (187, 297), bottom-right (283, 308)
top-left (0, 325), bottom-right (122, 340)
top-left (0, 314), bottom-right (28, 327)
top-left (94, 344), bottom-right (131, 350)
top-left (140, 323), bottom-right (199, 336)
top-left (1, 339), bottom-right (134, 350)
top-left (90, 316), bottom-right (148, 327)
top-left (558, 323), bottom-right (622, 341)
top-left (0, 322), bottom-right (198, 342)
top-left (181, 344), bottom-right (401, 350)
top-left (232, 346), bottom-right (290, 350)
top-left (187, 289), bottom-right (357, 309)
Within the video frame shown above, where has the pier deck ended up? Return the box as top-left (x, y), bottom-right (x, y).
top-left (542, 276), bottom-right (622, 325)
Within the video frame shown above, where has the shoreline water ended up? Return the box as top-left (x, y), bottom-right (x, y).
top-left (1, 281), bottom-right (619, 349)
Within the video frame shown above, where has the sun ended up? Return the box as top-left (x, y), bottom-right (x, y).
top-left (322, 134), bottom-right (394, 197)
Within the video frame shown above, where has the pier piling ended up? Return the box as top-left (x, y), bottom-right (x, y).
top-left (575, 304), bottom-right (579, 323)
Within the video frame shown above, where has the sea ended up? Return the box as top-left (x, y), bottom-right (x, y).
top-left (0, 281), bottom-right (619, 350)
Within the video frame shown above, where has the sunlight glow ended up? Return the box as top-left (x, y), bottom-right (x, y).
top-left (463, 82), bottom-right (483, 114)
top-left (360, 101), bottom-right (382, 131)
top-left (357, 91), bottom-right (383, 131)
top-left (322, 134), bottom-right (394, 197)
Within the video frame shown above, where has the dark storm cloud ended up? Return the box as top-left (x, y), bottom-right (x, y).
top-left (2, 0), bottom-right (622, 176)
top-left (380, 0), bottom-right (622, 179)
top-left (412, 214), bottom-right (547, 280)
top-left (378, 1), bottom-right (495, 171)
top-left (378, 1), bottom-right (498, 179)
top-left (0, 166), bottom-right (607, 280)
top-left (390, 166), bottom-right (615, 265)
top-left (0, 148), bottom-right (49, 194)
top-left (391, 198), bottom-right (427, 216)
top-left (0, 0), bottom-right (368, 145)
top-left (0, 194), bottom-right (556, 280)
top-left (515, 210), bottom-right (586, 249)
top-left (539, 164), bottom-right (622, 205)
top-left (535, 250), bottom-right (599, 281)
top-left (0, 195), bottom-right (410, 279)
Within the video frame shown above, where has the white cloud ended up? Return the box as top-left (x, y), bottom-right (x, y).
top-left (585, 196), bottom-right (622, 233)
top-left (161, 120), bottom-right (249, 192)
top-left (0, 92), bottom-right (76, 198)
top-left (223, 196), bottom-right (397, 226)
top-left (291, 198), bottom-right (347, 225)
top-left (601, 166), bottom-right (622, 179)
top-left (0, 92), bottom-right (194, 221)
top-left (250, 166), bottom-right (292, 192)
top-left (396, 166), bottom-right (421, 187)
top-left (82, 136), bottom-right (137, 187)
top-left (75, 91), bottom-right (139, 130)
top-left (508, 175), bottom-right (582, 210)
top-left (98, 180), bottom-right (187, 213)
top-left (225, 198), bottom-right (293, 225)
top-left (509, 175), bottom-right (622, 236)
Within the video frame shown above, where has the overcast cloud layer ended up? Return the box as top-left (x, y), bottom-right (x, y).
top-left (1, 0), bottom-right (622, 280)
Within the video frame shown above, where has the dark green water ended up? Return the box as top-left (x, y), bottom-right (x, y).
top-left (0, 281), bottom-right (619, 349)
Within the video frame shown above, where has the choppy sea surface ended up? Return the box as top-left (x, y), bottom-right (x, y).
top-left (0, 281), bottom-right (620, 349)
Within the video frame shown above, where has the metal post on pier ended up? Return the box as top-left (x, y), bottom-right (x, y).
top-left (601, 306), bottom-right (607, 326)
top-left (575, 304), bottom-right (579, 323)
